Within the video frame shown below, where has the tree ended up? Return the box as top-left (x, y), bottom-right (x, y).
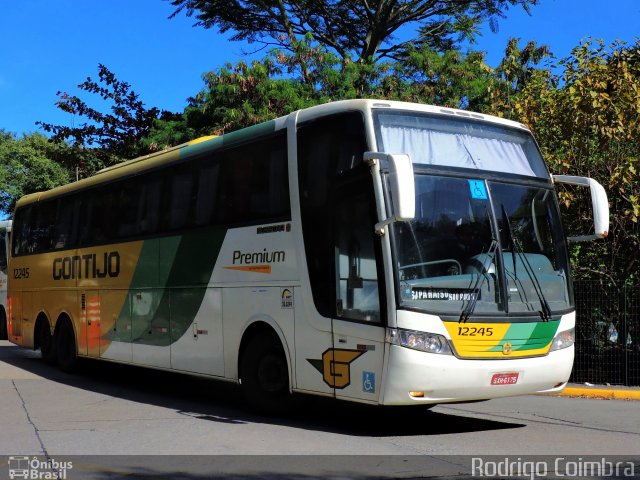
top-left (168, 0), bottom-right (539, 63)
top-left (176, 39), bottom-right (494, 137)
top-left (0, 131), bottom-right (71, 215)
top-left (507, 39), bottom-right (640, 286)
top-left (37, 64), bottom-right (162, 172)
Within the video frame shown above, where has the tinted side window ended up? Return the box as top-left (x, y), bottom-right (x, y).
top-left (194, 164), bottom-right (220, 226)
top-left (12, 131), bottom-right (290, 255)
top-left (216, 133), bottom-right (289, 226)
top-left (12, 207), bottom-right (31, 256)
top-left (167, 167), bottom-right (196, 231)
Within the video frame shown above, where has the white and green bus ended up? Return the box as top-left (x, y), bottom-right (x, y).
top-left (0, 220), bottom-right (11, 340)
top-left (8, 100), bottom-right (608, 409)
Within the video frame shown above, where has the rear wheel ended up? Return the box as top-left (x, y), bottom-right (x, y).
top-left (38, 319), bottom-right (56, 365)
top-left (239, 334), bottom-right (290, 414)
top-left (56, 319), bottom-right (77, 373)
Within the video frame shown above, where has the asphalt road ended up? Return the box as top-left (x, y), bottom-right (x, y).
top-left (1, 340), bottom-right (639, 479)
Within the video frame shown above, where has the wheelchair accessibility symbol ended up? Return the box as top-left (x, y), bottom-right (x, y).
top-left (363, 371), bottom-right (376, 394)
top-left (468, 179), bottom-right (488, 199)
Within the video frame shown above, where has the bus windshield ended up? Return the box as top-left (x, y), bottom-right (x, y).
top-left (393, 175), bottom-right (572, 317)
top-left (373, 110), bottom-right (571, 318)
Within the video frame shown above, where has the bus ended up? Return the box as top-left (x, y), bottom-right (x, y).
top-left (7, 100), bottom-right (608, 409)
top-left (0, 220), bottom-right (11, 340)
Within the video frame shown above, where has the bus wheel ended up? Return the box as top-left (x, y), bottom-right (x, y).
top-left (240, 334), bottom-right (290, 414)
top-left (38, 319), bottom-right (56, 365)
top-left (55, 319), bottom-right (77, 373)
top-left (0, 309), bottom-right (7, 340)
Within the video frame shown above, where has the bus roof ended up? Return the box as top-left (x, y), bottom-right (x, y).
top-left (15, 99), bottom-right (531, 210)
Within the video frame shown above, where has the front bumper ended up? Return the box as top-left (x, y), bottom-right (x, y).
top-left (380, 343), bottom-right (573, 405)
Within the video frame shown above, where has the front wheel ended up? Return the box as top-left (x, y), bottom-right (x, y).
top-left (55, 320), bottom-right (77, 373)
top-left (239, 334), bottom-right (291, 414)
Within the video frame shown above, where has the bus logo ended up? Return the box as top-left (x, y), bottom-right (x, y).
top-left (7, 456), bottom-right (73, 479)
top-left (502, 342), bottom-right (513, 355)
top-left (8, 457), bottom-right (29, 479)
top-left (307, 349), bottom-right (365, 389)
top-left (281, 289), bottom-right (293, 309)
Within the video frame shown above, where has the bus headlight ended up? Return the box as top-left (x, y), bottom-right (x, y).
top-left (387, 328), bottom-right (452, 355)
top-left (549, 328), bottom-right (575, 351)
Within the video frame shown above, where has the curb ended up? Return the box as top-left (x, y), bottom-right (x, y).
top-left (557, 386), bottom-right (640, 401)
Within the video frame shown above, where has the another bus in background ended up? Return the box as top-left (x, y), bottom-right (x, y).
top-left (0, 220), bottom-right (11, 340)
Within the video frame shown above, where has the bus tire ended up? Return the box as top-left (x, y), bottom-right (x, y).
top-left (55, 319), bottom-right (78, 373)
top-left (37, 318), bottom-right (56, 365)
top-left (0, 308), bottom-right (7, 340)
top-left (239, 333), bottom-right (290, 414)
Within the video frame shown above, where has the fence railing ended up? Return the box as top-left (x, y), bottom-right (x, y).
top-left (571, 281), bottom-right (640, 386)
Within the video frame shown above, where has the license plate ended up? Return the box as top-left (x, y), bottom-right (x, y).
top-left (491, 373), bottom-right (519, 385)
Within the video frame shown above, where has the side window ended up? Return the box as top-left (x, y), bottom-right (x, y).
top-left (84, 187), bottom-right (118, 245)
top-left (13, 207), bottom-right (32, 256)
top-left (167, 168), bottom-right (196, 230)
top-left (32, 201), bottom-right (58, 252)
top-left (194, 163), bottom-right (220, 226)
top-left (138, 177), bottom-right (162, 235)
top-left (216, 133), bottom-right (289, 226)
top-left (52, 197), bottom-right (77, 250)
top-left (116, 181), bottom-right (143, 239)
top-left (334, 184), bottom-right (381, 322)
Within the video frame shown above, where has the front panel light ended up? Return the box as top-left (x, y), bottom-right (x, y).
top-left (549, 328), bottom-right (575, 352)
top-left (387, 328), bottom-right (452, 355)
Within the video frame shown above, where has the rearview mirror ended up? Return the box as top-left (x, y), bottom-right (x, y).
top-left (553, 175), bottom-right (609, 242)
top-left (364, 152), bottom-right (415, 234)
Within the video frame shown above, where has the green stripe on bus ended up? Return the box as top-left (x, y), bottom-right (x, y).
top-left (179, 120), bottom-right (277, 160)
top-left (488, 320), bottom-right (560, 352)
top-left (123, 228), bottom-right (227, 346)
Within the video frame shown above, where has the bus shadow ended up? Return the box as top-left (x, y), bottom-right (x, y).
top-left (0, 342), bottom-right (525, 437)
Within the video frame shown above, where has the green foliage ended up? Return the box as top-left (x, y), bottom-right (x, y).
top-left (141, 111), bottom-right (197, 152)
top-left (0, 131), bottom-right (71, 215)
top-left (179, 38), bottom-right (495, 137)
top-left (168, 0), bottom-right (539, 62)
top-left (37, 64), bottom-right (162, 171)
top-left (383, 47), bottom-right (493, 109)
top-left (505, 39), bottom-right (640, 285)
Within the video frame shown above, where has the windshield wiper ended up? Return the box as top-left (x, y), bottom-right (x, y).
top-left (459, 239), bottom-right (498, 323)
top-left (501, 205), bottom-right (518, 280)
top-left (500, 205), bottom-right (552, 321)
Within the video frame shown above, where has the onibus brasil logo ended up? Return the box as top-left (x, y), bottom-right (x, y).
top-left (8, 456), bottom-right (73, 479)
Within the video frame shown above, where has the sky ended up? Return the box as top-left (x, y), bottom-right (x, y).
top-left (1, 0), bottom-right (639, 137)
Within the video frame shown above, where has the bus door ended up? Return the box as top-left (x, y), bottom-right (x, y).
top-left (295, 110), bottom-right (384, 400)
top-left (330, 172), bottom-right (386, 403)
